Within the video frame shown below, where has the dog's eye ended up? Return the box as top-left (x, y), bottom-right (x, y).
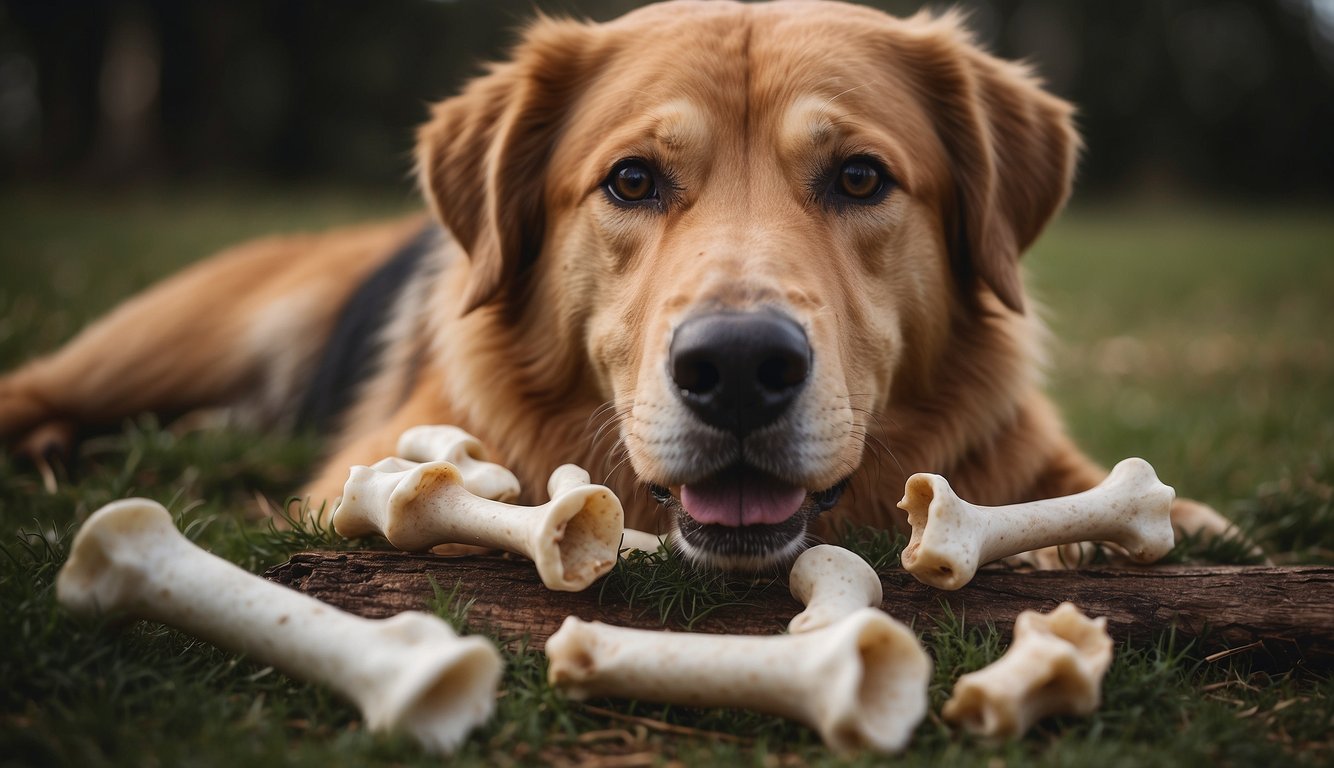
top-left (835, 158), bottom-right (887, 200)
top-left (605, 160), bottom-right (658, 204)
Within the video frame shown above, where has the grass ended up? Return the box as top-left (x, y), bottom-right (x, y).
top-left (601, 544), bottom-right (784, 630)
top-left (1, 187), bottom-right (1332, 766)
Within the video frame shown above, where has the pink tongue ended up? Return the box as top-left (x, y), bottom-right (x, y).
top-left (680, 470), bottom-right (808, 527)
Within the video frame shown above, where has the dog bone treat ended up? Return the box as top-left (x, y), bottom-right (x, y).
top-left (335, 461), bottom-right (623, 591)
top-left (942, 602), bottom-right (1113, 738)
top-left (56, 498), bottom-right (503, 754)
top-left (619, 527), bottom-right (666, 554)
top-left (898, 457), bottom-right (1176, 590)
top-left (380, 438), bottom-right (659, 561)
top-left (546, 608), bottom-right (931, 754)
top-left (371, 456), bottom-right (417, 472)
top-left (394, 425), bottom-right (521, 502)
top-left (787, 545), bottom-right (883, 634)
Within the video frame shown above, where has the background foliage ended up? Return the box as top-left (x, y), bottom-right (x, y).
top-left (1, 0), bottom-right (1332, 196)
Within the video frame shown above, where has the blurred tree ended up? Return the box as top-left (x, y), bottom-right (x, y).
top-left (0, 0), bottom-right (1330, 197)
top-left (1014, 0), bottom-right (1334, 198)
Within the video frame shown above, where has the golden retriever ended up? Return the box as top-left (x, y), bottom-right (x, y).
top-left (0, 0), bottom-right (1230, 569)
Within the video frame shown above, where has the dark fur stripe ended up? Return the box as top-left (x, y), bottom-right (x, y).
top-left (295, 223), bottom-right (440, 433)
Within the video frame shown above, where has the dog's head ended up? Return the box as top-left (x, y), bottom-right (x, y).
top-left (417, 0), bottom-right (1077, 569)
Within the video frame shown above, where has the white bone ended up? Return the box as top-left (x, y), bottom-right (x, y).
top-left (787, 545), bottom-right (883, 634)
top-left (334, 461), bottom-right (623, 592)
top-left (55, 498), bottom-right (502, 753)
top-left (371, 456), bottom-right (418, 473)
top-left (545, 608), bottom-right (931, 754)
top-left (898, 457), bottom-right (1175, 590)
top-left (394, 425), bottom-right (521, 502)
top-left (619, 528), bottom-right (665, 555)
top-left (942, 602), bottom-right (1113, 738)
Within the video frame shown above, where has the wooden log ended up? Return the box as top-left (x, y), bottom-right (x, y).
top-left (263, 552), bottom-right (1334, 667)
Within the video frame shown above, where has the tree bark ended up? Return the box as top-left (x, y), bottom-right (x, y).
top-left (264, 552), bottom-right (1334, 667)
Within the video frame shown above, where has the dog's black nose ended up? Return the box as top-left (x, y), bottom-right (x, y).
top-left (669, 311), bottom-right (811, 435)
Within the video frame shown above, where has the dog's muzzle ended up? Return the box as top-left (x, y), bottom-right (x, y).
top-left (648, 310), bottom-right (843, 568)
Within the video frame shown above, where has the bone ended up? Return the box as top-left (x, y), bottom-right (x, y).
top-left (942, 602), bottom-right (1114, 738)
top-left (545, 608), bottom-right (931, 754)
top-left (56, 498), bottom-right (502, 754)
top-left (787, 545), bottom-right (883, 634)
top-left (371, 456), bottom-right (418, 473)
top-left (334, 461), bottom-right (623, 591)
top-left (394, 425), bottom-right (521, 502)
top-left (898, 457), bottom-right (1176, 590)
top-left (619, 528), bottom-right (665, 555)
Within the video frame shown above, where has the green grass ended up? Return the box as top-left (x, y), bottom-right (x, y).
top-left (1030, 204), bottom-right (1334, 559)
top-left (601, 544), bottom-right (785, 630)
top-left (1, 188), bottom-right (1331, 766)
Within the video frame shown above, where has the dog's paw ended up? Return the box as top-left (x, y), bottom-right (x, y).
top-left (14, 420), bottom-right (75, 462)
top-left (10, 420), bottom-right (76, 493)
top-left (1171, 497), bottom-right (1269, 562)
top-left (0, 376), bottom-right (53, 443)
top-left (1001, 542), bottom-right (1103, 571)
top-left (2, 375), bottom-right (78, 491)
top-left (1169, 498), bottom-right (1233, 539)
top-left (1, 374), bottom-right (73, 458)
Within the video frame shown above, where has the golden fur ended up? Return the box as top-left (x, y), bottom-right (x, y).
top-left (0, 1), bottom-right (1230, 567)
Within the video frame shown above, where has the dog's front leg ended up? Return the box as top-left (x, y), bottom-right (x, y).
top-left (299, 365), bottom-right (462, 524)
top-left (1016, 441), bottom-right (1256, 568)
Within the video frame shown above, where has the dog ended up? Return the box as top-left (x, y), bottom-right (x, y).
top-left (0, 0), bottom-right (1232, 570)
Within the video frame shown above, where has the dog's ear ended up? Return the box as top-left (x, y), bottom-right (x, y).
top-left (416, 17), bottom-right (598, 313)
top-left (908, 15), bottom-right (1080, 313)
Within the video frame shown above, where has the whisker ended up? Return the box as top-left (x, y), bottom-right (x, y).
top-left (590, 413), bottom-right (629, 464)
top-left (599, 438), bottom-right (631, 482)
top-left (584, 396), bottom-right (637, 480)
top-left (605, 447), bottom-right (640, 489)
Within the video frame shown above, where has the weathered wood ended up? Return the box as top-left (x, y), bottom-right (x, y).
top-left (263, 552), bottom-right (1334, 666)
